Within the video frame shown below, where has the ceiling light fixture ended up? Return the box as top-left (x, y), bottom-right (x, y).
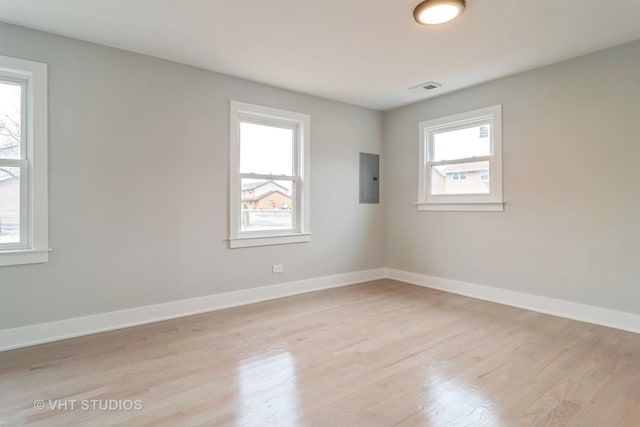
top-left (413, 0), bottom-right (465, 26)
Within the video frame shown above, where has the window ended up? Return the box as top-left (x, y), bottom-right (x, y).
top-left (418, 105), bottom-right (503, 211)
top-left (451, 172), bottom-right (467, 181)
top-left (0, 55), bottom-right (48, 266)
top-left (229, 101), bottom-right (310, 248)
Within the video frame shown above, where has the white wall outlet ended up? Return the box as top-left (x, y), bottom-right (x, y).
top-left (272, 264), bottom-right (284, 274)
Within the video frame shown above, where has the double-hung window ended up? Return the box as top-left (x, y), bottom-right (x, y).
top-left (0, 55), bottom-right (48, 266)
top-left (418, 105), bottom-right (503, 211)
top-left (229, 101), bottom-right (310, 248)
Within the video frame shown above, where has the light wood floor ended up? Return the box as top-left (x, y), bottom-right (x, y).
top-left (2, 280), bottom-right (640, 426)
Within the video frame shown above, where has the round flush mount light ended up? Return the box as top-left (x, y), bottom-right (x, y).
top-left (413, 0), bottom-right (466, 26)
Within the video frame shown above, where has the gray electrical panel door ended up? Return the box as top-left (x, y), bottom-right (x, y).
top-left (359, 153), bottom-right (379, 204)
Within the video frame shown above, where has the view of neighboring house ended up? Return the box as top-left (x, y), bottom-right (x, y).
top-left (0, 167), bottom-right (19, 243)
top-left (0, 141), bottom-right (19, 243)
top-left (241, 180), bottom-right (292, 210)
top-left (432, 162), bottom-right (490, 195)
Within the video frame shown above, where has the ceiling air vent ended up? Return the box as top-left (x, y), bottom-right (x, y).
top-left (409, 81), bottom-right (442, 94)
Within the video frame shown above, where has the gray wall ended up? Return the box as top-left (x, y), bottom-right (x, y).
top-left (383, 40), bottom-right (640, 314)
top-left (2, 21), bottom-right (638, 331)
top-left (0, 23), bottom-right (384, 329)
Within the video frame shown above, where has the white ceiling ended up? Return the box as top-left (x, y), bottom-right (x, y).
top-left (1, 0), bottom-right (640, 110)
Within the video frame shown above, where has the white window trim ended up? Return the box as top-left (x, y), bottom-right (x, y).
top-left (0, 55), bottom-right (49, 266)
top-left (229, 101), bottom-right (310, 249)
top-left (417, 105), bottom-right (503, 212)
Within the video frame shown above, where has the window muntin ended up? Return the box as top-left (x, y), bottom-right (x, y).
top-left (230, 101), bottom-right (310, 248)
top-left (418, 105), bottom-right (503, 211)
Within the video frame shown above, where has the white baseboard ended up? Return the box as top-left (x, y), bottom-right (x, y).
top-left (0, 268), bottom-right (386, 352)
top-left (386, 268), bottom-right (640, 335)
top-left (4, 267), bottom-right (639, 352)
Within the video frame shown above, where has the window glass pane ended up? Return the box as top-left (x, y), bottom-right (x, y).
top-left (431, 161), bottom-right (490, 195)
top-left (432, 124), bottom-right (490, 161)
top-left (240, 122), bottom-right (293, 176)
top-left (240, 178), bottom-right (294, 232)
top-left (0, 167), bottom-right (20, 244)
top-left (0, 81), bottom-right (22, 160)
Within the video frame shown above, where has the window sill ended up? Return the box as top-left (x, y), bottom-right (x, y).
top-left (229, 233), bottom-right (311, 249)
top-left (0, 249), bottom-right (51, 267)
top-left (417, 203), bottom-right (504, 212)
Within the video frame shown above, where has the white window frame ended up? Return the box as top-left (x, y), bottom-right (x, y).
top-left (417, 105), bottom-right (503, 212)
top-left (0, 55), bottom-right (49, 266)
top-left (229, 101), bottom-right (310, 249)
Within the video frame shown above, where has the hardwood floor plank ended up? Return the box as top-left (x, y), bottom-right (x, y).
top-left (1, 279), bottom-right (640, 426)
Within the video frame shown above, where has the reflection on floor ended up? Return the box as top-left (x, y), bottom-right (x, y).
top-left (239, 351), bottom-right (299, 425)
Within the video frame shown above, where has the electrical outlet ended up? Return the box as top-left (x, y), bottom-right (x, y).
top-left (272, 264), bottom-right (284, 274)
